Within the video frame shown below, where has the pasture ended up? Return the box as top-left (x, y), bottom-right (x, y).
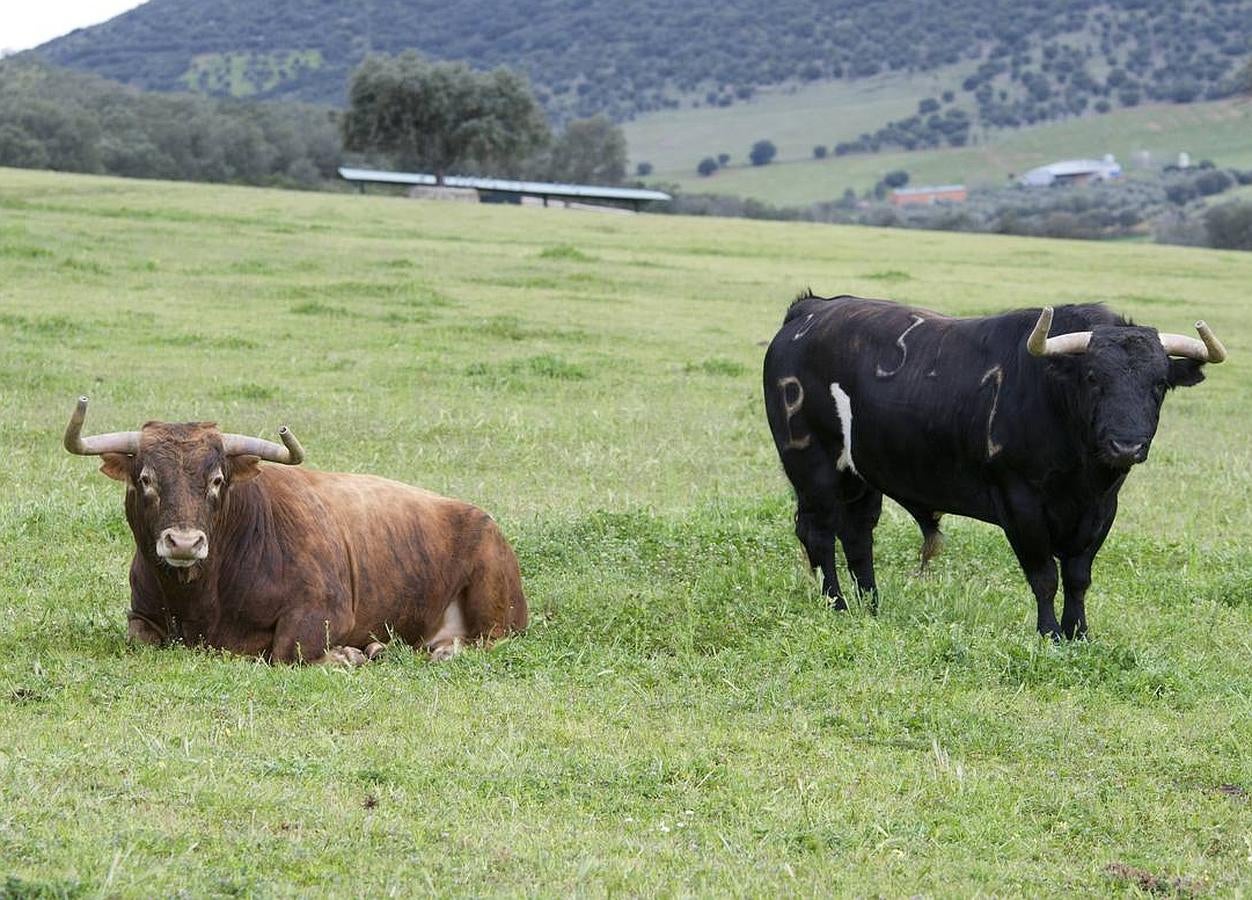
top-left (628, 94), bottom-right (1252, 204)
top-left (622, 66), bottom-right (969, 176)
top-left (1, 167), bottom-right (1251, 896)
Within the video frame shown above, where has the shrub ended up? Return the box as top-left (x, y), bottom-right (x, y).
top-left (635, 161), bottom-right (653, 177)
top-left (748, 140), bottom-right (777, 166)
top-left (1154, 210), bottom-right (1209, 247)
top-left (697, 156), bottom-right (718, 176)
top-left (1193, 170), bottom-right (1233, 196)
top-left (813, 145), bottom-right (828, 159)
top-left (882, 169), bottom-right (910, 189)
top-left (1165, 183), bottom-right (1196, 205)
top-left (1204, 202), bottom-right (1252, 250)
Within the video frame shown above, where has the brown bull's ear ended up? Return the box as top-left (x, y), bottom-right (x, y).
top-left (229, 455), bottom-right (263, 483)
top-left (99, 453), bottom-right (131, 482)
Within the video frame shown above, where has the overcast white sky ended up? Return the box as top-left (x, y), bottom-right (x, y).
top-left (3, 1), bottom-right (148, 54)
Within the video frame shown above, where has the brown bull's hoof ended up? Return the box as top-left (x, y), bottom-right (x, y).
top-left (428, 637), bottom-right (465, 662)
top-left (321, 646), bottom-right (370, 667)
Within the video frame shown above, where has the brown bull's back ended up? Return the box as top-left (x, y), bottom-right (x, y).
top-left (247, 466), bottom-right (521, 649)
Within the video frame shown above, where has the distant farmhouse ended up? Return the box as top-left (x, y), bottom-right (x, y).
top-left (1018, 155), bottom-right (1122, 188)
top-left (890, 184), bottom-right (968, 206)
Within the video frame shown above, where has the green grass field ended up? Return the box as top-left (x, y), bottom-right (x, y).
top-left (629, 91), bottom-right (1252, 204)
top-left (622, 66), bottom-right (972, 175)
top-left (1, 167), bottom-right (1250, 896)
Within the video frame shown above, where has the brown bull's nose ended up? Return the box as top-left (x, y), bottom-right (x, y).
top-left (158, 528), bottom-right (208, 563)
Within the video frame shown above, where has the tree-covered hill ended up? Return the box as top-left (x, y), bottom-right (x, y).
top-left (30, 0), bottom-right (1252, 123)
top-left (0, 60), bottom-right (340, 187)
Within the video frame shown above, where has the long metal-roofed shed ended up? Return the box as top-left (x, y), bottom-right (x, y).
top-left (337, 167), bottom-right (672, 211)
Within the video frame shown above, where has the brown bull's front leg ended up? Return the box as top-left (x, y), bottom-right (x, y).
top-left (270, 610), bottom-right (354, 665)
top-left (127, 611), bottom-right (167, 645)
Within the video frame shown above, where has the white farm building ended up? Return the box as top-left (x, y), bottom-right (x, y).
top-left (1018, 155), bottom-right (1122, 187)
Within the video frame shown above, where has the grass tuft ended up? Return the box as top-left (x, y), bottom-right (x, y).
top-left (538, 244), bottom-right (598, 262)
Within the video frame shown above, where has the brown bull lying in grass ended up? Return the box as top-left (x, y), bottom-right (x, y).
top-left (64, 398), bottom-right (527, 664)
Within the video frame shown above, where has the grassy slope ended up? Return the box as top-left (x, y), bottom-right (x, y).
top-left (623, 66), bottom-right (972, 173)
top-left (630, 93), bottom-right (1252, 204)
top-left (1, 168), bottom-right (1250, 896)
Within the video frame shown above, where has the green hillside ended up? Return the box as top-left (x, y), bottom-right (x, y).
top-left (31, 0), bottom-right (1252, 125)
top-left (2, 168), bottom-right (1251, 895)
top-left (634, 95), bottom-right (1252, 203)
top-left (624, 65), bottom-right (975, 174)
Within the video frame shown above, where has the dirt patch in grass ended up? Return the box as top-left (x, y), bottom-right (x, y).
top-left (1104, 862), bottom-right (1204, 895)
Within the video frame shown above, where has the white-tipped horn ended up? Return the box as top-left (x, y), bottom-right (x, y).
top-left (63, 397), bottom-right (141, 456)
top-left (220, 426), bottom-right (305, 465)
top-left (1159, 321), bottom-right (1227, 363)
top-left (1026, 307), bottom-right (1092, 357)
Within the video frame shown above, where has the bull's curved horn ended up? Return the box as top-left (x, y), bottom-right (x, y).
top-left (1026, 307), bottom-right (1092, 357)
top-left (63, 397), bottom-right (140, 456)
top-left (221, 426), bottom-right (305, 465)
top-left (1159, 320), bottom-right (1227, 363)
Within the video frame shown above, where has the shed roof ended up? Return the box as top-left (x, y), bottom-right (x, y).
top-left (1032, 159), bottom-right (1120, 177)
top-left (891, 184), bottom-right (966, 195)
top-left (337, 167), bottom-right (672, 203)
top-left (1018, 157), bottom-right (1122, 186)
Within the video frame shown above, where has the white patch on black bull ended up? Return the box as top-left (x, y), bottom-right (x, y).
top-left (829, 382), bottom-right (858, 474)
top-left (876, 315), bottom-right (925, 379)
top-left (792, 313), bottom-right (816, 341)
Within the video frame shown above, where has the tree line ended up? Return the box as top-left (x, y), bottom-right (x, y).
top-left (661, 165), bottom-right (1252, 250)
top-left (0, 55), bottom-right (630, 189)
top-left (0, 59), bottom-right (340, 187)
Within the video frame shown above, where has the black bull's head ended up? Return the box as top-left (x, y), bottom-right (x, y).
top-left (63, 398), bottom-right (305, 575)
top-left (1026, 307), bottom-right (1227, 469)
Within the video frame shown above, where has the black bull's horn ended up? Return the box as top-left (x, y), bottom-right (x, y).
top-left (64, 397), bottom-right (304, 464)
top-left (1025, 307), bottom-right (1227, 363)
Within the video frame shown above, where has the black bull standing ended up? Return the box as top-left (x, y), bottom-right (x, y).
top-left (764, 293), bottom-right (1227, 638)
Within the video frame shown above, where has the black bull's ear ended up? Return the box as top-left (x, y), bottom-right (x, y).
top-left (1167, 357), bottom-right (1206, 389)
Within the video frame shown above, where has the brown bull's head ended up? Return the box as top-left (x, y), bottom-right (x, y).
top-left (64, 398), bottom-right (304, 575)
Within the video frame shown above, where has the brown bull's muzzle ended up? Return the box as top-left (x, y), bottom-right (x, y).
top-left (157, 528), bottom-right (208, 567)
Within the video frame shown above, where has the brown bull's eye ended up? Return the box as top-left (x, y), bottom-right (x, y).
top-left (210, 475), bottom-right (225, 491)
top-left (139, 472), bottom-right (154, 489)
